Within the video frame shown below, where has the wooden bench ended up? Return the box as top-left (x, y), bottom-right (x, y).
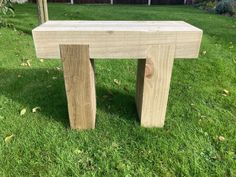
top-left (32, 21), bottom-right (202, 129)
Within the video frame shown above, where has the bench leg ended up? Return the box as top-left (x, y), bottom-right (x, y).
top-left (136, 44), bottom-right (175, 127)
top-left (60, 45), bottom-right (96, 129)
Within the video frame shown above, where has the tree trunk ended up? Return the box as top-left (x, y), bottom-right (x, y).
top-left (36, 0), bottom-right (48, 24)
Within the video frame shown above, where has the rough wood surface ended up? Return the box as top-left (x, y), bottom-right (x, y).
top-left (60, 45), bottom-right (96, 129)
top-left (136, 44), bottom-right (175, 127)
top-left (32, 21), bottom-right (203, 129)
top-left (32, 21), bottom-right (202, 59)
top-left (136, 59), bottom-right (146, 118)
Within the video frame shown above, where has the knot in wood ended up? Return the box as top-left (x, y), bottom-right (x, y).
top-left (145, 59), bottom-right (154, 78)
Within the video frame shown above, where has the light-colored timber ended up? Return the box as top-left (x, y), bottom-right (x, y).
top-left (32, 20), bottom-right (202, 129)
top-left (32, 21), bottom-right (202, 59)
top-left (136, 44), bottom-right (175, 127)
top-left (60, 45), bottom-right (96, 129)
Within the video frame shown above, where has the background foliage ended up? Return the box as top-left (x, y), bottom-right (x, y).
top-left (0, 0), bottom-right (14, 28)
top-left (0, 0), bottom-right (14, 15)
top-left (216, 0), bottom-right (236, 15)
top-left (193, 0), bottom-right (236, 16)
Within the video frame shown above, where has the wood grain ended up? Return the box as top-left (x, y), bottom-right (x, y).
top-left (32, 21), bottom-right (203, 129)
top-left (136, 59), bottom-right (146, 118)
top-left (60, 45), bottom-right (96, 129)
top-left (32, 21), bottom-right (202, 59)
top-left (136, 44), bottom-right (175, 127)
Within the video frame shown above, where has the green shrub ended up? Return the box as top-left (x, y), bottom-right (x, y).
top-left (0, 0), bottom-right (14, 15)
top-left (193, 0), bottom-right (216, 11)
top-left (0, 0), bottom-right (15, 28)
top-left (206, 1), bottom-right (216, 8)
top-left (215, 0), bottom-right (236, 16)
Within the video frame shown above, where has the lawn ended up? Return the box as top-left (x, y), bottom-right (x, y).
top-left (0, 3), bottom-right (236, 177)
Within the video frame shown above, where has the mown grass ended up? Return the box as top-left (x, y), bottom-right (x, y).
top-left (0, 3), bottom-right (236, 177)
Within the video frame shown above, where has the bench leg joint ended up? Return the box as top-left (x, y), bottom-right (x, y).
top-left (60, 44), bottom-right (96, 129)
top-left (136, 44), bottom-right (175, 127)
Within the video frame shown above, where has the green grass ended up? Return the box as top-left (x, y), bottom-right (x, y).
top-left (0, 3), bottom-right (236, 176)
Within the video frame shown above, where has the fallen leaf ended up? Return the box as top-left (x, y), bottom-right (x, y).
top-left (202, 51), bottom-right (207, 55)
top-left (32, 107), bottom-right (41, 113)
top-left (124, 85), bottom-right (129, 93)
top-left (20, 59), bottom-right (31, 67)
top-left (223, 89), bottom-right (229, 95)
top-left (56, 67), bottom-right (61, 71)
top-left (26, 60), bottom-right (31, 67)
top-left (218, 136), bottom-right (225, 141)
top-left (5, 134), bottom-right (15, 143)
top-left (211, 155), bottom-right (218, 160)
top-left (114, 79), bottom-right (121, 85)
top-left (229, 45), bottom-right (234, 49)
top-left (39, 59), bottom-right (44, 62)
top-left (74, 149), bottom-right (83, 154)
top-left (20, 108), bottom-right (27, 116)
top-left (20, 62), bottom-right (28, 66)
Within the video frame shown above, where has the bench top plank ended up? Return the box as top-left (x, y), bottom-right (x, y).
top-left (33, 21), bottom-right (202, 32)
top-left (32, 20), bottom-right (202, 59)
